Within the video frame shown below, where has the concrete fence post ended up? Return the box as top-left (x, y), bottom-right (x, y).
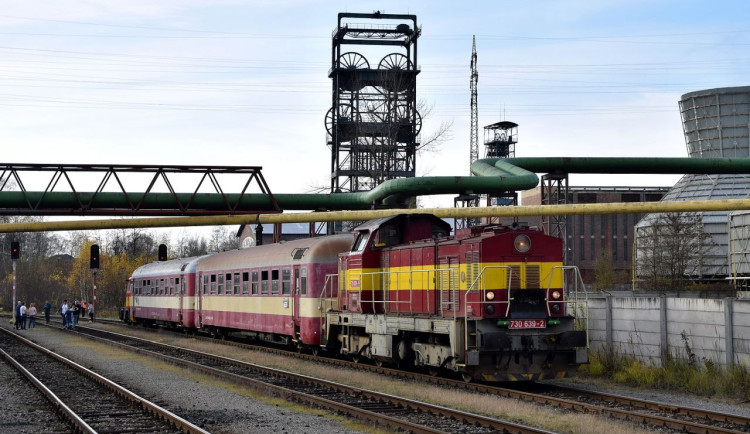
top-left (605, 294), bottom-right (613, 350)
top-left (660, 294), bottom-right (668, 365)
top-left (725, 297), bottom-right (734, 367)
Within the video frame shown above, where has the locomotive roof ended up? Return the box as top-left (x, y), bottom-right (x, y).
top-left (353, 214), bottom-right (451, 234)
top-left (196, 233), bottom-right (353, 271)
top-left (132, 255), bottom-right (210, 279)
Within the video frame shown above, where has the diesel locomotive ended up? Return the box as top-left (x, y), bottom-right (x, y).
top-left (122, 213), bottom-right (588, 381)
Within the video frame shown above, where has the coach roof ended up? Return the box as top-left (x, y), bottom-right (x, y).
top-left (195, 233), bottom-right (353, 272)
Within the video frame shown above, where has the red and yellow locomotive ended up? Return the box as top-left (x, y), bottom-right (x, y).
top-left (329, 213), bottom-right (588, 381)
top-left (122, 213), bottom-right (588, 381)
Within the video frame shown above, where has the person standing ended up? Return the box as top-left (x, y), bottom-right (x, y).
top-left (28, 303), bottom-right (37, 329)
top-left (14, 301), bottom-right (22, 330)
top-left (87, 303), bottom-right (95, 323)
top-left (72, 301), bottom-right (80, 328)
top-left (60, 300), bottom-right (69, 329)
top-left (64, 302), bottom-right (73, 329)
top-left (19, 302), bottom-right (26, 330)
top-left (43, 301), bottom-right (51, 324)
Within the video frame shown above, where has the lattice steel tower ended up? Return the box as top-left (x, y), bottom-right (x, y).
top-left (454, 36), bottom-right (480, 230)
top-left (326, 12), bottom-right (421, 195)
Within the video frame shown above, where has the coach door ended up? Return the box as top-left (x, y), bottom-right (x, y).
top-left (292, 266), bottom-right (301, 339)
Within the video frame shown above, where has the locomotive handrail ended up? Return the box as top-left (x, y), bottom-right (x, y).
top-left (463, 265), bottom-right (515, 354)
top-left (548, 265), bottom-right (589, 348)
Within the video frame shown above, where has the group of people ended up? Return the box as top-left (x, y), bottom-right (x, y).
top-left (59, 299), bottom-right (95, 330)
top-left (13, 300), bottom-right (41, 330)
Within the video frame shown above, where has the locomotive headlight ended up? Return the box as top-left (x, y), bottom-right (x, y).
top-left (485, 291), bottom-right (495, 301)
top-left (513, 234), bottom-right (531, 253)
top-left (551, 290), bottom-right (562, 300)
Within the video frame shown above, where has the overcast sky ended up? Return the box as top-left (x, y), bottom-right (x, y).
top-left (1, 0), bottom-right (748, 212)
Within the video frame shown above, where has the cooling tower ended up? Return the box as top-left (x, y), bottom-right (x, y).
top-left (635, 86), bottom-right (750, 280)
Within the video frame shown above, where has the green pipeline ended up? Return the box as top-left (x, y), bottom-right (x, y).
top-left (3, 157), bottom-right (750, 213)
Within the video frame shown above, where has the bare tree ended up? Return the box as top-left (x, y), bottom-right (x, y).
top-left (635, 212), bottom-right (710, 289)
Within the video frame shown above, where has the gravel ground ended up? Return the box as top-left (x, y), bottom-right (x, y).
top-left (548, 376), bottom-right (750, 418)
top-left (0, 323), bottom-right (367, 434)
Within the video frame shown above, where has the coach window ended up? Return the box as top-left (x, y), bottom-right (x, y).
top-left (242, 272), bottom-right (249, 295)
top-left (261, 270), bottom-right (269, 295)
top-left (252, 271), bottom-right (259, 295)
top-left (210, 274), bottom-right (217, 294)
top-left (170, 278), bottom-right (175, 295)
top-left (217, 274), bottom-right (224, 295)
top-left (146, 279), bottom-right (150, 295)
top-left (177, 278), bottom-right (182, 294)
top-left (282, 268), bottom-right (291, 295)
top-left (271, 269), bottom-right (280, 295)
top-left (202, 275), bottom-right (209, 295)
top-left (233, 273), bottom-right (240, 295)
top-left (300, 268), bottom-right (307, 296)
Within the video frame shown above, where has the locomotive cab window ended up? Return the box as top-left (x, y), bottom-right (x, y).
top-left (374, 225), bottom-right (400, 248)
top-left (352, 230), bottom-right (370, 252)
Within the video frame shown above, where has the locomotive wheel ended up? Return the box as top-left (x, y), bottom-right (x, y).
top-left (351, 355), bottom-right (360, 364)
top-left (428, 367), bottom-right (441, 377)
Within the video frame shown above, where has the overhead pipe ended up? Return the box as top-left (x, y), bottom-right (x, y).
top-left (0, 157), bottom-right (749, 215)
top-left (3, 198), bottom-right (750, 233)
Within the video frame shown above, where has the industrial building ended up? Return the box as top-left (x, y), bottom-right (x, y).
top-left (635, 86), bottom-right (750, 283)
top-left (521, 186), bottom-right (670, 285)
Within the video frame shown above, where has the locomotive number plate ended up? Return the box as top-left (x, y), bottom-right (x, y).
top-left (508, 319), bottom-right (546, 329)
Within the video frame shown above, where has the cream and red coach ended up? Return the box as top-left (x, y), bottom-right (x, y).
top-left (122, 255), bottom-right (207, 328)
top-left (192, 234), bottom-right (351, 346)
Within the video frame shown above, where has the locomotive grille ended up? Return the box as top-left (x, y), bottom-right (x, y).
top-left (526, 265), bottom-right (540, 289)
top-left (509, 265), bottom-right (521, 290)
top-left (466, 251), bottom-right (479, 290)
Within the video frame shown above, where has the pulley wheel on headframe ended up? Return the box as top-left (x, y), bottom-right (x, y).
top-left (325, 103), bottom-right (360, 142)
top-left (338, 52), bottom-right (370, 69)
top-left (379, 53), bottom-right (411, 70)
top-left (391, 104), bottom-right (422, 141)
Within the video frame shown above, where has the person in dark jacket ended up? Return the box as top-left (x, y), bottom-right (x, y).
top-left (43, 301), bottom-right (52, 324)
top-left (14, 301), bottom-right (21, 329)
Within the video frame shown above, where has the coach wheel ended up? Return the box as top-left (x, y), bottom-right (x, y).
top-left (461, 373), bottom-right (473, 383)
top-left (310, 346), bottom-right (319, 357)
top-left (351, 355), bottom-right (360, 364)
top-left (374, 359), bottom-right (383, 368)
top-left (428, 367), bottom-right (441, 377)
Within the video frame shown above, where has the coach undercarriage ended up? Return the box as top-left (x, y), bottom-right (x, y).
top-left (326, 312), bottom-right (587, 381)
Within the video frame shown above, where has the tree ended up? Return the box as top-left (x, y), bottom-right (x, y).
top-left (634, 212), bottom-right (709, 289)
top-left (593, 250), bottom-right (617, 290)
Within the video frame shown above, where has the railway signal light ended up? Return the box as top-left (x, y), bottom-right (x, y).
top-left (90, 244), bottom-right (99, 269)
top-left (10, 241), bottom-right (19, 259)
top-left (158, 244), bottom-right (167, 261)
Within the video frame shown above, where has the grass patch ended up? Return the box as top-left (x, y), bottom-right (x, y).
top-left (580, 348), bottom-right (750, 401)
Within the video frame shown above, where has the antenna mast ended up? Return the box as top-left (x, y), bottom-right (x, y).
top-left (469, 35), bottom-right (479, 172)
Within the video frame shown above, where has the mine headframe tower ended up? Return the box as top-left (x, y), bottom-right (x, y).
top-left (326, 12), bottom-right (421, 196)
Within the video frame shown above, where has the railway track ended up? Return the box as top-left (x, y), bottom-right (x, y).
top-left (66, 324), bottom-right (552, 434)
top-left (0, 327), bottom-right (208, 434)
top-left (91, 318), bottom-right (750, 433)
